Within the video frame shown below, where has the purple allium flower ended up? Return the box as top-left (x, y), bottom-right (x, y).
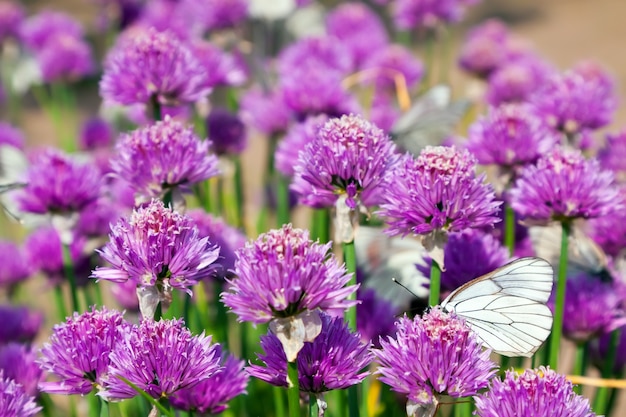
top-left (20, 11), bottom-right (84, 50)
top-left (0, 305), bottom-right (42, 345)
top-left (598, 129), bottom-right (626, 183)
top-left (79, 117), bottom-right (114, 151)
top-left (280, 69), bottom-right (358, 119)
top-left (393, 0), bottom-right (479, 30)
top-left (222, 224), bottom-right (357, 324)
top-left (275, 115), bottom-right (328, 178)
top-left (369, 92), bottom-right (401, 133)
top-left (466, 103), bottom-right (558, 169)
top-left (75, 199), bottom-right (122, 241)
top-left (170, 353), bottom-right (248, 414)
top-left (458, 19), bottom-right (510, 78)
top-left (240, 87), bottom-right (291, 135)
top-left (204, 0), bottom-right (248, 30)
top-left (193, 41), bottom-right (247, 88)
top-left (379, 146), bottom-right (501, 237)
top-left (291, 114), bottom-right (399, 210)
top-left (92, 200), bottom-right (220, 291)
top-left (474, 367), bottom-right (596, 417)
top-left (375, 308), bottom-right (498, 411)
top-left (16, 148), bottom-right (101, 216)
top-left (187, 209), bottom-right (247, 280)
top-left (0, 371), bottom-right (41, 417)
top-left (206, 108), bottom-right (247, 156)
top-left (24, 226), bottom-right (91, 286)
top-left (590, 325), bottom-right (626, 375)
top-left (35, 34), bottom-right (94, 83)
top-left (485, 56), bottom-right (553, 106)
top-left (531, 61), bottom-right (618, 135)
top-left (416, 229), bottom-right (510, 294)
top-left (326, 3), bottom-right (389, 68)
top-left (98, 318), bottom-right (222, 400)
top-left (277, 36), bottom-right (353, 78)
top-left (247, 313), bottom-right (373, 392)
top-left (363, 45), bottom-right (424, 92)
top-left (110, 279), bottom-right (140, 312)
top-left (111, 116), bottom-right (219, 201)
top-left (0, 1), bottom-right (24, 43)
top-left (0, 343), bottom-right (41, 396)
top-left (37, 307), bottom-right (130, 395)
top-left (357, 288), bottom-right (398, 348)
top-left (588, 190), bottom-right (626, 257)
top-left (100, 27), bottom-right (210, 108)
top-left (0, 241), bottom-right (30, 288)
top-left (509, 147), bottom-right (622, 224)
top-left (553, 274), bottom-right (626, 343)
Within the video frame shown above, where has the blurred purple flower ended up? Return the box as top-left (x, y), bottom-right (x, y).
top-left (79, 117), bottom-right (114, 151)
top-left (393, 0), bottom-right (479, 30)
top-left (0, 305), bottom-right (42, 345)
top-left (364, 45), bottom-right (424, 92)
top-left (187, 209), bottom-right (247, 280)
top-left (75, 199), bottom-right (121, 241)
top-left (93, 200), bottom-right (220, 291)
top-left (0, 1), bottom-right (24, 43)
top-left (277, 36), bottom-right (352, 78)
top-left (458, 19), bottom-right (510, 78)
top-left (240, 87), bottom-right (291, 136)
top-left (170, 353), bottom-right (248, 414)
top-left (590, 325), bottom-right (626, 375)
top-left (38, 307), bottom-right (130, 395)
top-left (207, 108), bottom-right (247, 156)
top-left (20, 11), bottom-right (84, 50)
top-left (475, 367), bottom-right (596, 417)
top-left (111, 116), bottom-right (219, 201)
top-left (291, 114), bottom-right (399, 210)
top-left (357, 288), bottom-right (398, 348)
top-left (485, 56), bottom-right (554, 105)
top-left (326, 3), bottom-right (389, 68)
top-left (193, 40), bottom-right (247, 88)
top-left (379, 146), bottom-right (501, 237)
top-left (100, 28), bottom-right (210, 108)
top-left (99, 318), bottom-right (222, 400)
top-left (0, 371), bottom-right (41, 417)
top-left (247, 313), bottom-right (373, 392)
top-left (466, 103), bottom-right (558, 169)
top-left (222, 224), bottom-right (357, 324)
top-left (109, 279), bottom-right (140, 312)
top-left (369, 92), bottom-right (401, 133)
top-left (598, 129), bottom-right (626, 183)
top-left (16, 148), bottom-right (101, 215)
top-left (0, 240), bottom-right (31, 288)
top-left (204, 0), bottom-right (248, 30)
top-left (275, 115), bottom-right (328, 178)
top-left (36, 34), bottom-right (94, 83)
top-left (0, 343), bottom-right (41, 396)
top-left (509, 147), bottom-right (622, 224)
top-left (375, 308), bottom-right (497, 412)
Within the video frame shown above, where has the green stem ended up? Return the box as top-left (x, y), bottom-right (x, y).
top-left (593, 329), bottom-right (621, 414)
top-left (99, 398), bottom-right (109, 417)
top-left (309, 394), bottom-right (317, 417)
top-left (234, 156), bottom-right (244, 227)
top-left (93, 282), bottom-right (104, 307)
top-left (287, 362), bottom-right (301, 417)
top-left (151, 95), bottom-right (162, 121)
top-left (62, 243), bottom-right (80, 313)
top-left (348, 385), bottom-right (359, 417)
top-left (343, 240), bottom-right (358, 331)
top-left (504, 205), bottom-right (516, 256)
top-left (163, 291), bottom-right (183, 320)
top-left (38, 393), bottom-right (55, 417)
top-left (87, 388), bottom-right (100, 417)
top-left (53, 285), bottom-right (68, 322)
top-left (215, 282), bottom-right (229, 350)
top-left (428, 259), bottom-right (442, 307)
top-left (82, 286), bottom-right (95, 310)
top-left (572, 343), bottom-right (588, 395)
top-left (549, 221), bottom-right (570, 370)
top-left (276, 174), bottom-right (291, 227)
top-left (273, 386), bottom-right (286, 417)
top-left (116, 376), bottom-right (175, 417)
top-left (311, 209), bottom-right (330, 243)
top-left (454, 400), bottom-right (472, 417)
top-left (360, 376), bottom-right (370, 417)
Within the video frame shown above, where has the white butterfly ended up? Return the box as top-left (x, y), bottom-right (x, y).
top-left (440, 257), bottom-right (554, 357)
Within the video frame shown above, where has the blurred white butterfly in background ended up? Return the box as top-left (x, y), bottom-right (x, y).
top-left (440, 257), bottom-right (554, 357)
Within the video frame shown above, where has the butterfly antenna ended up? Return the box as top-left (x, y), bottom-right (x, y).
top-left (392, 277), bottom-right (420, 299)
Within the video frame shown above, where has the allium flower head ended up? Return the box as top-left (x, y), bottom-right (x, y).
top-left (458, 19), bottom-right (510, 78)
top-left (485, 56), bottom-right (553, 106)
top-left (555, 274), bottom-right (626, 343)
top-left (36, 33), bottom-right (94, 82)
top-left (0, 241), bottom-right (30, 287)
top-left (38, 307), bottom-right (130, 395)
top-left (357, 288), bottom-right (398, 348)
top-left (531, 62), bottom-right (618, 135)
top-left (417, 229), bottom-right (510, 294)
top-left (170, 353), bottom-right (248, 414)
top-left (0, 343), bottom-right (41, 396)
top-left (222, 224), bottom-right (357, 324)
top-left (379, 146), bottom-right (501, 237)
top-left (0, 371), bottom-right (41, 417)
top-left (204, 0), bottom-right (248, 30)
top-left (240, 87), bottom-right (291, 135)
top-left (99, 318), bottom-right (222, 400)
top-left (0, 1), bottom-right (24, 43)
top-left (111, 116), bottom-right (219, 201)
top-left (393, 0), bottom-right (479, 30)
top-left (291, 114), bottom-right (399, 210)
top-left (363, 45), bottom-right (424, 92)
top-left (474, 367), bottom-right (596, 417)
top-left (326, 3), bottom-right (389, 68)
top-left (375, 308), bottom-right (498, 412)
top-left (100, 27), bottom-right (209, 107)
top-left (93, 199), bottom-right (220, 291)
top-left (509, 147), bottom-right (622, 223)
top-left (277, 36), bottom-right (353, 78)
top-left (0, 122), bottom-right (24, 149)
top-left (16, 148), bottom-right (101, 215)
top-left (79, 117), bottom-right (114, 151)
top-left (206, 108), bottom-right (247, 156)
top-left (247, 313), bottom-right (373, 392)
top-left (467, 104), bottom-right (558, 168)
top-left (193, 41), bottom-right (247, 88)
top-left (20, 11), bottom-right (83, 50)
top-left (0, 305), bottom-right (42, 345)
top-left (591, 324), bottom-right (626, 375)
top-left (275, 115), bottom-right (328, 178)
top-left (598, 129), bottom-right (626, 183)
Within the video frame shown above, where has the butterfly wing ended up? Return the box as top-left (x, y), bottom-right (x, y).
top-left (440, 257), bottom-right (554, 357)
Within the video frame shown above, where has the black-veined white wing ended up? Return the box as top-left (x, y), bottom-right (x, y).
top-left (440, 257), bottom-right (554, 357)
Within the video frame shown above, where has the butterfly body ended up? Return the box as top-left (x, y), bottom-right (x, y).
top-left (440, 257), bottom-right (554, 357)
